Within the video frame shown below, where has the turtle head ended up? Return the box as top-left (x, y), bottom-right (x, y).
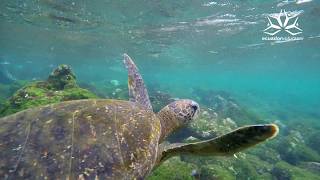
top-left (166, 99), bottom-right (200, 124)
top-left (157, 99), bottom-right (200, 142)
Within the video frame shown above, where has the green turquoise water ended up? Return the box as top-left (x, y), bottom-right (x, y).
top-left (0, 0), bottom-right (320, 179)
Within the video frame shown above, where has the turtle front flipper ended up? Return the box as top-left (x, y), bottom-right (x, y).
top-left (123, 53), bottom-right (153, 111)
top-left (158, 124), bottom-right (279, 164)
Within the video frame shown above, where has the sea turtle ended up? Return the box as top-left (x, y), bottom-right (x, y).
top-left (0, 54), bottom-right (279, 179)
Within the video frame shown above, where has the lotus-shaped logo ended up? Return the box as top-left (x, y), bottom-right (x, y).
top-left (264, 10), bottom-right (302, 36)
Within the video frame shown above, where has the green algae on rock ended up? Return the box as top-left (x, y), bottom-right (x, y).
top-left (47, 64), bottom-right (78, 90)
top-left (149, 90), bottom-right (174, 113)
top-left (146, 157), bottom-right (196, 180)
top-left (272, 161), bottom-right (320, 180)
top-left (0, 65), bottom-right (97, 117)
top-left (307, 131), bottom-right (320, 155)
top-left (277, 133), bottom-right (320, 165)
top-left (188, 107), bottom-right (238, 139)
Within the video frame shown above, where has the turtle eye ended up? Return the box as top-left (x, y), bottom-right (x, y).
top-left (190, 101), bottom-right (199, 112)
top-left (191, 105), bottom-right (198, 111)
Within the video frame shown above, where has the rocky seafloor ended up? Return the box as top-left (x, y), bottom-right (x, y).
top-left (0, 65), bottom-right (319, 180)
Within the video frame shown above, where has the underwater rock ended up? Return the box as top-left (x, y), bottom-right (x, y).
top-left (47, 64), bottom-right (77, 90)
top-left (178, 153), bottom-right (275, 179)
top-left (192, 88), bottom-right (265, 125)
top-left (172, 139), bottom-right (277, 179)
top-left (146, 157), bottom-right (196, 180)
top-left (149, 90), bottom-right (175, 112)
top-left (0, 81), bottom-right (26, 113)
top-left (232, 154), bottom-right (275, 179)
top-left (192, 88), bottom-right (239, 113)
top-left (307, 130), bottom-right (320, 154)
top-left (250, 145), bottom-right (281, 164)
top-left (199, 163), bottom-right (235, 180)
top-left (187, 107), bottom-right (238, 140)
top-left (272, 161), bottom-right (320, 180)
top-left (233, 158), bottom-right (259, 179)
top-left (273, 129), bottom-right (320, 165)
top-left (299, 162), bottom-right (320, 174)
top-left (272, 164), bottom-right (291, 180)
top-left (193, 152), bottom-right (274, 179)
top-left (0, 65), bottom-right (97, 117)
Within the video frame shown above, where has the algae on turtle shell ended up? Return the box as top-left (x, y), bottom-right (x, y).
top-left (0, 65), bottom-right (97, 117)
